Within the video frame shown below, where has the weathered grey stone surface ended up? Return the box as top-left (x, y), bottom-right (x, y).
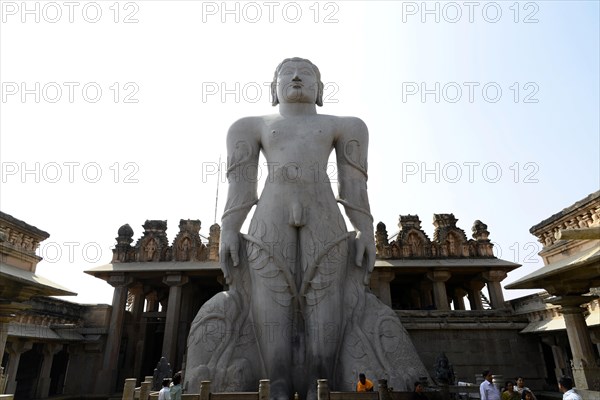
top-left (185, 58), bottom-right (428, 399)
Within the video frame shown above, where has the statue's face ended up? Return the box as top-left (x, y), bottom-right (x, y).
top-left (275, 60), bottom-right (319, 104)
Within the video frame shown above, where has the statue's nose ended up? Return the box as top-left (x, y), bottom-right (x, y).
top-left (292, 74), bottom-right (301, 81)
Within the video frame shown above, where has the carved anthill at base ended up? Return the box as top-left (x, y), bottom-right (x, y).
top-left (184, 233), bottom-right (429, 396)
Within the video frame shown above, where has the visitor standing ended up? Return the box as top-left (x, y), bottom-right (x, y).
top-left (558, 376), bottom-right (582, 400)
top-left (480, 370), bottom-right (500, 400)
top-left (158, 379), bottom-right (171, 400)
top-left (357, 373), bottom-right (374, 392)
top-left (170, 372), bottom-right (182, 400)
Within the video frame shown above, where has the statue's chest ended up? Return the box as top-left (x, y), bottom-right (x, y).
top-left (263, 121), bottom-right (334, 150)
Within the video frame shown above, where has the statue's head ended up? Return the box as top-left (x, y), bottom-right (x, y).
top-left (271, 57), bottom-right (324, 107)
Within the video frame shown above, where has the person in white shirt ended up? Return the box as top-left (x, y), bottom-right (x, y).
top-left (558, 376), bottom-right (582, 400)
top-left (158, 378), bottom-right (171, 400)
top-left (480, 370), bottom-right (501, 400)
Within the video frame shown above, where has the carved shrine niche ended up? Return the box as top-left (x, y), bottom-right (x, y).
top-left (111, 219), bottom-right (221, 263)
top-left (397, 215), bottom-right (431, 258)
top-left (134, 220), bottom-right (170, 262)
top-left (172, 220), bottom-right (207, 262)
top-left (375, 214), bottom-right (495, 260)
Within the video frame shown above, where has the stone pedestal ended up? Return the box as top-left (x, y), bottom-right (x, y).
top-left (122, 378), bottom-right (137, 400)
top-left (139, 381), bottom-right (151, 400)
top-left (199, 381), bottom-right (211, 400)
top-left (378, 379), bottom-right (391, 400)
top-left (317, 379), bottom-right (329, 400)
top-left (259, 379), bottom-right (270, 400)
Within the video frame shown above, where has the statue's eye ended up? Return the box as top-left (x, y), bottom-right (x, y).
top-left (280, 69), bottom-right (293, 75)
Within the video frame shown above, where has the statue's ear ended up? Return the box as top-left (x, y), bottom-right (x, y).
top-left (271, 81), bottom-right (279, 106)
top-left (316, 81), bottom-right (324, 107)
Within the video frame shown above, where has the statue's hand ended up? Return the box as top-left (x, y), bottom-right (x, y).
top-left (219, 229), bottom-right (241, 285)
top-left (354, 231), bottom-right (376, 285)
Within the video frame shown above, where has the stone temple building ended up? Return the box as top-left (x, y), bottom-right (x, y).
top-left (506, 191), bottom-right (600, 395)
top-left (0, 211), bottom-right (110, 399)
top-left (83, 213), bottom-right (540, 394)
top-left (1, 191), bottom-right (599, 398)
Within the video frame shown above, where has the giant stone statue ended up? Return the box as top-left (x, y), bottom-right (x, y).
top-left (185, 58), bottom-right (428, 399)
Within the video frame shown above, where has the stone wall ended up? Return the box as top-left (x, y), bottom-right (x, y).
top-left (398, 310), bottom-right (547, 390)
top-left (62, 342), bottom-right (104, 395)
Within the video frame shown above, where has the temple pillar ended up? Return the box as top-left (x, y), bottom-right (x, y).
top-left (452, 287), bottom-right (467, 310)
top-left (125, 284), bottom-right (145, 381)
top-left (96, 273), bottom-right (132, 394)
top-left (482, 270), bottom-right (507, 309)
top-left (35, 343), bottom-right (63, 398)
top-left (5, 341), bottom-right (33, 394)
top-left (548, 295), bottom-right (600, 390)
top-left (467, 281), bottom-right (485, 310)
top-left (162, 273), bottom-right (189, 368)
top-left (369, 270), bottom-right (381, 299)
top-left (377, 271), bottom-right (395, 307)
top-left (541, 336), bottom-right (569, 384)
top-left (419, 281), bottom-right (433, 309)
top-left (410, 288), bottom-right (422, 310)
top-left (426, 270), bottom-right (451, 310)
top-left (146, 291), bottom-right (159, 312)
top-left (0, 322), bottom-right (7, 368)
top-left (0, 303), bottom-right (28, 360)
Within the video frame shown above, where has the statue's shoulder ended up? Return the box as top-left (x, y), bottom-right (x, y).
top-left (228, 116), bottom-right (264, 130)
top-left (324, 115), bottom-right (368, 139)
top-left (227, 116), bottom-right (269, 141)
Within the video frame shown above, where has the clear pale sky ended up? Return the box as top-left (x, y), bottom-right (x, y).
top-left (1, 1), bottom-right (598, 304)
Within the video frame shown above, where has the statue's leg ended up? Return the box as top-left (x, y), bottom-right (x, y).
top-left (299, 217), bottom-right (348, 398)
top-left (246, 219), bottom-right (298, 400)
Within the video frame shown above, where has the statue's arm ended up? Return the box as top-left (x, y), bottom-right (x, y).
top-left (335, 117), bottom-right (376, 283)
top-left (220, 117), bottom-right (261, 283)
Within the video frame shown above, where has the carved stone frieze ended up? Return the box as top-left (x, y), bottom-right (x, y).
top-left (530, 191), bottom-right (599, 248)
top-left (376, 214), bottom-right (495, 259)
top-left (1, 226), bottom-right (42, 254)
top-left (110, 219), bottom-right (219, 263)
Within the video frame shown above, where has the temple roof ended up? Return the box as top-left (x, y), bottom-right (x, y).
top-left (0, 210), bottom-right (50, 240)
top-left (0, 262), bottom-right (76, 297)
top-left (85, 261), bottom-right (222, 278)
top-left (505, 244), bottom-right (600, 290)
top-left (529, 190), bottom-right (599, 235)
top-left (376, 258), bottom-right (519, 269)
